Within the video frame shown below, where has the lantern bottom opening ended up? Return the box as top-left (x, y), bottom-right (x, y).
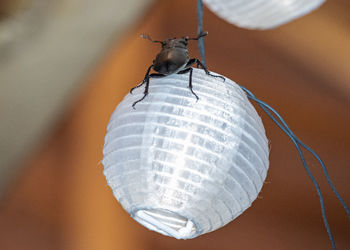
top-left (134, 208), bottom-right (196, 239)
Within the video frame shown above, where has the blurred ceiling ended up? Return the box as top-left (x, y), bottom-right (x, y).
top-left (0, 0), bottom-right (152, 196)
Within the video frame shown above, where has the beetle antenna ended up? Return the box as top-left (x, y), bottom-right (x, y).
top-left (140, 34), bottom-right (163, 44)
top-left (187, 31), bottom-right (208, 41)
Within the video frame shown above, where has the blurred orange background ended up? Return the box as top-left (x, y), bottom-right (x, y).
top-left (0, 0), bottom-right (349, 249)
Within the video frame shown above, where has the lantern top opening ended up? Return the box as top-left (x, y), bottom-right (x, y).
top-left (134, 208), bottom-right (197, 239)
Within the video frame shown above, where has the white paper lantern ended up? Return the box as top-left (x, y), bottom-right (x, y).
top-left (203, 0), bottom-right (326, 29)
top-left (102, 68), bottom-right (269, 239)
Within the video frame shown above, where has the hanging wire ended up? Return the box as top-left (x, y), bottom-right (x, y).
top-left (241, 86), bottom-right (350, 220)
top-left (196, 0), bottom-right (349, 249)
top-left (197, 0), bottom-right (206, 68)
top-left (240, 86), bottom-right (338, 249)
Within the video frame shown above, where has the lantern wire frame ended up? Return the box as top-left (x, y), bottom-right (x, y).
top-left (196, 0), bottom-right (350, 249)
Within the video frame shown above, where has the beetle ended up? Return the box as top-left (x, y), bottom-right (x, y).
top-left (130, 31), bottom-right (225, 108)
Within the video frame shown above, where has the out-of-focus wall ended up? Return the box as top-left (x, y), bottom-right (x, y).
top-left (0, 0), bottom-right (153, 196)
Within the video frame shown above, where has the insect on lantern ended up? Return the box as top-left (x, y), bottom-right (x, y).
top-left (102, 32), bottom-right (270, 239)
top-left (102, 0), bottom-right (349, 248)
top-left (130, 31), bottom-right (224, 108)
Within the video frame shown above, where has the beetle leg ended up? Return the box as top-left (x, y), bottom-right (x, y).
top-left (132, 75), bottom-right (150, 109)
top-left (178, 68), bottom-right (199, 101)
top-left (131, 65), bottom-right (154, 109)
top-left (149, 73), bottom-right (166, 78)
top-left (130, 81), bottom-right (145, 94)
top-left (131, 73), bottom-right (167, 109)
top-left (187, 58), bottom-right (225, 82)
top-left (184, 58), bottom-right (196, 68)
top-left (130, 64), bottom-right (153, 94)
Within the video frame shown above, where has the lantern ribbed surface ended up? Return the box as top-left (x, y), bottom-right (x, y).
top-left (203, 0), bottom-right (325, 29)
top-left (102, 68), bottom-right (269, 239)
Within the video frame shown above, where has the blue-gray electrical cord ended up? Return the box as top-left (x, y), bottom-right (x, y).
top-left (197, 0), bottom-right (206, 68)
top-left (196, 0), bottom-right (349, 249)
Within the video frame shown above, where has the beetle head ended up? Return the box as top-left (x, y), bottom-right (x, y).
top-left (162, 38), bottom-right (188, 49)
top-left (141, 31), bottom-right (208, 49)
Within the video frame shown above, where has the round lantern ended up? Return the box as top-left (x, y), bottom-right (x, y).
top-left (102, 68), bottom-right (269, 239)
top-left (203, 0), bottom-right (326, 29)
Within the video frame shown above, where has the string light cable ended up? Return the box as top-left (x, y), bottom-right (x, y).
top-left (196, 0), bottom-right (349, 249)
